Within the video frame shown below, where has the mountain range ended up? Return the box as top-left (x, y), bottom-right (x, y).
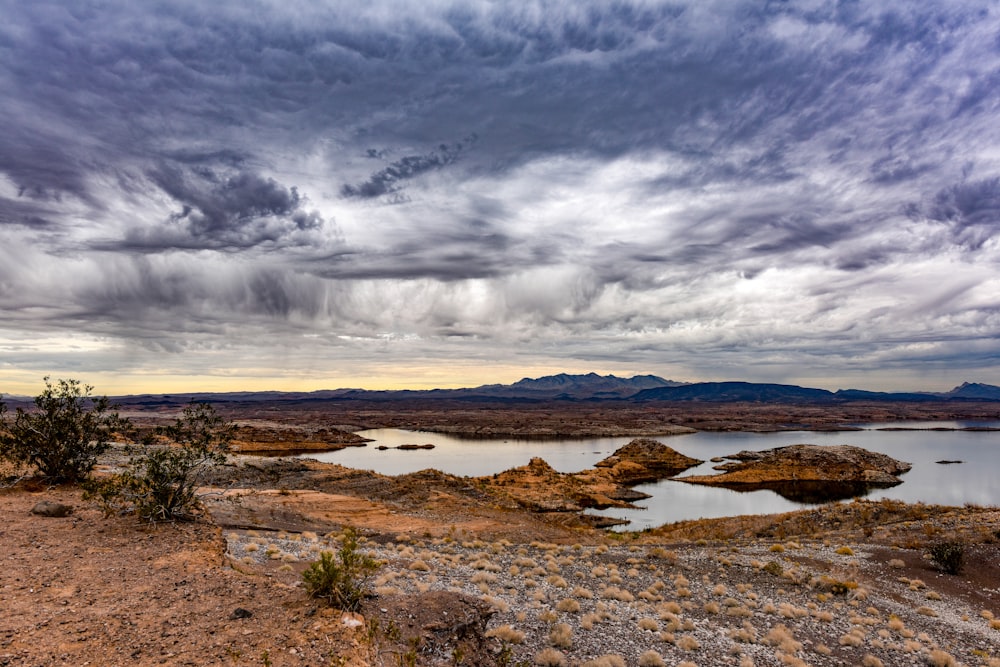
top-left (4, 375), bottom-right (1000, 407)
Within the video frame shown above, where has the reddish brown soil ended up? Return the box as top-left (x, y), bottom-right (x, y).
top-left (0, 484), bottom-right (367, 667)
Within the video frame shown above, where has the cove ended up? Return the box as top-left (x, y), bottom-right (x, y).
top-left (301, 423), bottom-right (1000, 530)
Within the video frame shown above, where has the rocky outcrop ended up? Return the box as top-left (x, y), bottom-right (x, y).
top-left (679, 444), bottom-right (911, 502)
top-left (484, 438), bottom-right (703, 515)
top-left (595, 438), bottom-right (703, 484)
top-left (488, 457), bottom-right (626, 512)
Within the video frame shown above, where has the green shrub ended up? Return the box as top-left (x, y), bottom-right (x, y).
top-left (0, 378), bottom-right (127, 483)
top-left (928, 541), bottom-right (965, 575)
top-left (86, 402), bottom-right (231, 522)
top-left (303, 528), bottom-right (381, 610)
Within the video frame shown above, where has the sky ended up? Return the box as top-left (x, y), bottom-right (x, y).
top-left (2, 0), bottom-right (1000, 396)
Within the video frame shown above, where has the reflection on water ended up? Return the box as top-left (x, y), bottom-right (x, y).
top-left (302, 424), bottom-right (1000, 529)
top-left (699, 479), bottom-right (898, 504)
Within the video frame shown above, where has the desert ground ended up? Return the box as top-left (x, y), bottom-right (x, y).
top-left (3, 401), bottom-right (1000, 666)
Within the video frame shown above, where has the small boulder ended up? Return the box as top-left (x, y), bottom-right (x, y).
top-left (30, 501), bottom-right (73, 518)
top-left (229, 607), bottom-right (253, 620)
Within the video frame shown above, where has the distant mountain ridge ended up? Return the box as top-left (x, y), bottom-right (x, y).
top-left (6, 374), bottom-right (999, 406)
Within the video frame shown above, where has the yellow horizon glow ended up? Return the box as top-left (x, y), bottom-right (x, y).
top-left (0, 363), bottom-right (647, 397)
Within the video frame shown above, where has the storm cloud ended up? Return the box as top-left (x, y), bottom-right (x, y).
top-left (1, 0), bottom-right (1000, 393)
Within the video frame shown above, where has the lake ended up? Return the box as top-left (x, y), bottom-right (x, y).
top-left (301, 422), bottom-right (1000, 530)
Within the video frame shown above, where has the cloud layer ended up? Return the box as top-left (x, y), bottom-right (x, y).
top-left (2, 0), bottom-right (1000, 393)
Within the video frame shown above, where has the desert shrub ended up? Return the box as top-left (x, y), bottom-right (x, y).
top-left (549, 623), bottom-right (573, 649)
top-left (0, 378), bottom-right (127, 483)
top-left (928, 541), bottom-right (965, 575)
top-left (302, 528), bottom-right (381, 610)
top-left (763, 561), bottom-right (784, 576)
top-left (86, 402), bottom-right (232, 522)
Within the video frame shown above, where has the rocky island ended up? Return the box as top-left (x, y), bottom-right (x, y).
top-left (680, 444), bottom-right (912, 502)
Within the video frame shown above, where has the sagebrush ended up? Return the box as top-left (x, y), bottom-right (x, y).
top-left (302, 528), bottom-right (381, 611)
top-left (928, 541), bottom-right (965, 575)
top-left (87, 402), bottom-right (232, 522)
top-left (0, 378), bottom-right (127, 483)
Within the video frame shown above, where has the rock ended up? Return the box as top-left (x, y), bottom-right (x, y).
top-left (364, 591), bottom-right (496, 666)
top-left (595, 438), bottom-right (703, 484)
top-left (936, 460), bottom-right (963, 464)
top-left (30, 501), bottom-right (73, 518)
top-left (395, 443), bottom-right (435, 450)
top-left (680, 444), bottom-right (912, 502)
top-left (229, 607), bottom-right (253, 620)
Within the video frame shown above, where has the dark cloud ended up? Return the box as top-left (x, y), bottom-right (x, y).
top-left (122, 167), bottom-right (329, 251)
top-left (924, 177), bottom-right (1000, 249)
top-left (341, 138), bottom-right (474, 200)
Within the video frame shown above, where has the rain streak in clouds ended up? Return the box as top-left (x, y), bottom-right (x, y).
top-left (1, 0), bottom-right (1000, 392)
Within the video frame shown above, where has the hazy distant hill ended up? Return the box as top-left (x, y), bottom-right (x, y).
top-left (946, 382), bottom-right (1000, 400)
top-left (632, 381), bottom-right (835, 403)
top-left (7, 375), bottom-right (1000, 407)
top-left (472, 372), bottom-right (686, 399)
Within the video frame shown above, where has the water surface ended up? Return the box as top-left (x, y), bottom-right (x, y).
top-left (303, 424), bottom-right (1000, 530)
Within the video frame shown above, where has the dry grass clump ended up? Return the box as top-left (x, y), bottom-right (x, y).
top-left (926, 649), bottom-right (958, 667)
top-left (471, 571), bottom-right (497, 584)
top-left (555, 598), bottom-right (581, 613)
top-left (916, 606), bottom-right (938, 617)
top-left (861, 655), bottom-right (884, 667)
top-left (581, 656), bottom-right (626, 667)
top-left (534, 648), bottom-right (566, 667)
top-left (764, 625), bottom-right (802, 654)
top-left (778, 603), bottom-right (808, 619)
top-left (637, 617), bottom-right (659, 632)
top-left (839, 628), bottom-right (866, 647)
top-left (572, 586), bottom-right (594, 599)
top-left (676, 634), bottom-right (701, 651)
top-left (638, 650), bottom-right (666, 667)
top-left (486, 624), bottom-right (525, 644)
top-left (835, 546), bottom-right (855, 556)
top-left (408, 559), bottom-right (431, 572)
top-left (547, 574), bottom-right (569, 588)
top-left (548, 622), bottom-right (573, 649)
top-left (728, 621), bottom-right (759, 644)
top-left (647, 547), bottom-right (678, 562)
top-left (484, 596), bottom-right (510, 613)
top-left (601, 586), bottom-right (635, 602)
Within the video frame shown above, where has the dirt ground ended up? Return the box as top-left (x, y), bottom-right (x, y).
top-left (0, 484), bottom-right (371, 667)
